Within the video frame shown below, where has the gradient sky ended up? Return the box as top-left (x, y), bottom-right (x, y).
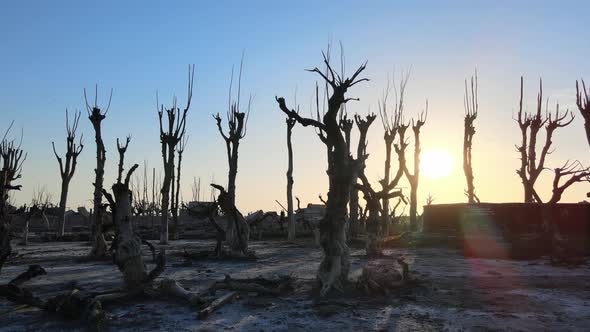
top-left (1, 1), bottom-right (589, 214)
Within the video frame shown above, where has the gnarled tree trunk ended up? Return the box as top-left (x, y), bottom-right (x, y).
top-left (102, 137), bottom-right (153, 289)
top-left (276, 50), bottom-right (369, 296)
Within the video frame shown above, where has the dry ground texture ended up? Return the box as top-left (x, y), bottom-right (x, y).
top-left (1, 239), bottom-right (589, 331)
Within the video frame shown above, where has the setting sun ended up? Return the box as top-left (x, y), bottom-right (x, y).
top-left (421, 149), bottom-right (454, 179)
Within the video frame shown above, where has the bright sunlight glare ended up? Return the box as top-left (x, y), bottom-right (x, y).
top-left (421, 149), bottom-right (454, 179)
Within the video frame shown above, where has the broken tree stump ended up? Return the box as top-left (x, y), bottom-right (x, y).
top-left (357, 258), bottom-right (409, 295)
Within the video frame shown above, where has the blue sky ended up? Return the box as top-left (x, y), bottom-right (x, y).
top-left (2, 1), bottom-right (589, 212)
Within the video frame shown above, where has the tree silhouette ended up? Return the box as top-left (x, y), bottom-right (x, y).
top-left (576, 79), bottom-right (590, 147)
top-left (84, 87), bottom-right (112, 258)
top-left (213, 56), bottom-right (252, 254)
top-left (157, 65), bottom-right (194, 244)
top-left (52, 110), bottom-right (84, 236)
top-left (276, 48), bottom-right (369, 296)
top-left (0, 122), bottom-right (26, 273)
top-left (463, 73), bottom-right (480, 203)
top-left (515, 77), bottom-right (574, 203)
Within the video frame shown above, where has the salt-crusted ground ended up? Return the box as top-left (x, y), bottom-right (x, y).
top-left (1, 239), bottom-right (589, 331)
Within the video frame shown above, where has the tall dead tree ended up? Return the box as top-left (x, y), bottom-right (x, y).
top-left (172, 136), bottom-right (187, 240)
top-left (213, 59), bottom-right (251, 254)
top-left (0, 122), bottom-right (26, 273)
top-left (158, 65), bottom-right (194, 244)
top-left (515, 77), bottom-right (574, 203)
top-left (286, 117), bottom-right (297, 241)
top-left (463, 74), bottom-right (480, 203)
top-left (276, 50), bottom-right (369, 296)
top-left (52, 110), bottom-right (84, 236)
top-left (576, 79), bottom-right (590, 147)
top-left (85, 87), bottom-right (112, 258)
top-left (378, 75), bottom-right (409, 235)
top-left (548, 160), bottom-right (590, 204)
top-left (403, 104), bottom-right (427, 231)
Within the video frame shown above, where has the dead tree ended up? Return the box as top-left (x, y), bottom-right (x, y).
top-left (357, 171), bottom-right (406, 257)
top-left (276, 50), bottom-right (369, 296)
top-left (515, 77), bottom-right (574, 203)
top-left (0, 122), bottom-right (26, 273)
top-left (463, 73), bottom-right (480, 203)
top-left (171, 136), bottom-right (187, 240)
top-left (85, 87), bottom-right (112, 258)
top-left (286, 117), bottom-right (297, 241)
top-left (158, 65), bottom-right (194, 244)
top-left (102, 137), bottom-right (164, 288)
top-left (52, 110), bottom-right (84, 236)
top-left (213, 59), bottom-right (251, 254)
top-left (378, 75), bottom-right (409, 235)
top-left (338, 114), bottom-right (356, 236)
top-left (22, 186), bottom-right (52, 246)
top-left (548, 160), bottom-right (590, 204)
top-left (210, 183), bottom-right (249, 255)
top-left (576, 79), bottom-right (590, 147)
top-left (403, 104), bottom-right (427, 231)
top-left (348, 113), bottom-right (376, 238)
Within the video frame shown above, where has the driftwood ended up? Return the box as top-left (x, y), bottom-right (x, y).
top-left (197, 291), bottom-right (236, 319)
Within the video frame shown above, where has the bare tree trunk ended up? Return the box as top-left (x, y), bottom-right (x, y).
top-left (286, 118), bottom-right (296, 241)
top-left (57, 180), bottom-right (69, 236)
top-left (463, 74), bottom-right (479, 203)
top-left (172, 138), bottom-right (186, 241)
top-left (0, 221), bottom-right (11, 274)
top-left (404, 109), bottom-right (427, 231)
top-left (381, 139), bottom-right (392, 235)
top-left (576, 80), bottom-right (590, 147)
top-left (160, 147), bottom-right (174, 244)
top-left (86, 92), bottom-right (110, 258)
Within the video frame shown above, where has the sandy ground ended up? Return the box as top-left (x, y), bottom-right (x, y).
top-left (1, 239), bottom-right (589, 331)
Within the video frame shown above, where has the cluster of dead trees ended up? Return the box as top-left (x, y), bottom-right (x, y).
top-left (1, 48), bottom-right (589, 304)
top-left (276, 48), bottom-right (430, 295)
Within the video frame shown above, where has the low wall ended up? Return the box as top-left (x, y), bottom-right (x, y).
top-left (422, 203), bottom-right (590, 258)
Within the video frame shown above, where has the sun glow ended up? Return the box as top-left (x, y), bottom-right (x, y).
top-left (421, 149), bottom-right (454, 179)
